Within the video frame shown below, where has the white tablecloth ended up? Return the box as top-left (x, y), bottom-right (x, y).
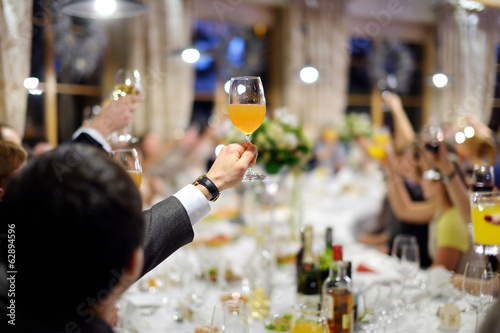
top-left (117, 167), bottom-right (481, 333)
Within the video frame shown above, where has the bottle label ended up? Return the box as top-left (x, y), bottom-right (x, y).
top-left (342, 313), bottom-right (351, 329)
top-left (322, 294), bottom-right (334, 320)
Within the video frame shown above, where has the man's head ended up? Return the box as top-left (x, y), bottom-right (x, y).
top-left (0, 140), bottom-right (27, 201)
top-left (0, 123), bottom-right (22, 145)
top-left (3, 144), bottom-right (145, 327)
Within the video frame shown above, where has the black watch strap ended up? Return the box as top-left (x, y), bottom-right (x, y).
top-left (193, 173), bottom-right (220, 202)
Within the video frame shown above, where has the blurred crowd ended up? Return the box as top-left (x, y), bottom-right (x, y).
top-left (1, 91), bottom-right (500, 331)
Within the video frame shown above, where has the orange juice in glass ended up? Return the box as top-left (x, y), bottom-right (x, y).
top-left (290, 303), bottom-right (330, 333)
top-left (367, 126), bottom-right (390, 161)
top-left (228, 104), bottom-right (266, 136)
top-left (127, 170), bottom-right (143, 188)
top-left (470, 191), bottom-right (500, 256)
top-left (228, 76), bottom-right (267, 182)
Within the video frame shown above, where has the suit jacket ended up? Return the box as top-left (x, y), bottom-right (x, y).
top-left (71, 133), bottom-right (195, 276)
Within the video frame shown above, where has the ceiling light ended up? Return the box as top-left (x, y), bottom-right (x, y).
top-left (300, 66), bottom-right (319, 84)
top-left (61, 0), bottom-right (147, 19)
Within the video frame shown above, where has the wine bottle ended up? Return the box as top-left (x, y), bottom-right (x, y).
top-left (319, 227), bottom-right (334, 284)
top-left (297, 225), bottom-right (321, 306)
top-left (322, 245), bottom-right (353, 333)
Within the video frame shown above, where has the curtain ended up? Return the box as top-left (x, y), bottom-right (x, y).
top-left (128, 0), bottom-right (194, 141)
top-left (283, 0), bottom-right (350, 139)
top-left (0, 0), bottom-right (33, 135)
top-left (437, 3), bottom-right (500, 125)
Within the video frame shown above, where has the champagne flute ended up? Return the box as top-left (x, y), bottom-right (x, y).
top-left (110, 68), bottom-right (142, 143)
top-left (462, 260), bottom-right (493, 333)
top-left (210, 299), bottom-right (249, 333)
top-left (110, 148), bottom-right (142, 188)
top-left (228, 76), bottom-right (266, 182)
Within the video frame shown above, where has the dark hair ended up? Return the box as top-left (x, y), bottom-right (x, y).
top-left (3, 144), bottom-right (145, 327)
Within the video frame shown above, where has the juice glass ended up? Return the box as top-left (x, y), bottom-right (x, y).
top-left (290, 303), bottom-right (329, 333)
top-left (470, 191), bottom-right (500, 256)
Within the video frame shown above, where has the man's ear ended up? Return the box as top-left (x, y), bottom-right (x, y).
top-left (123, 247), bottom-right (144, 283)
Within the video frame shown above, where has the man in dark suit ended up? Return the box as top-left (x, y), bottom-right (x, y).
top-left (2, 139), bottom-right (256, 332)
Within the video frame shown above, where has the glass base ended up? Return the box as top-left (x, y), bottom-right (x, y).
top-left (242, 167), bottom-right (266, 182)
top-left (474, 244), bottom-right (499, 256)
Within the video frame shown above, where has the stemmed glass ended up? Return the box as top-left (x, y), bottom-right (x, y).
top-left (480, 271), bottom-right (499, 315)
top-left (210, 299), bottom-right (249, 333)
top-left (471, 164), bottom-right (495, 192)
top-left (391, 235), bottom-right (419, 282)
top-left (110, 148), bottom-right (142, 188)
top-left (228, 76), bottom-right (267, 182)
top-left (462, 260), bottom-right (493, 332)
top-left (420, 124), bottom-right (444, 180)
top-left (110, 68), bottom-right (142, 143)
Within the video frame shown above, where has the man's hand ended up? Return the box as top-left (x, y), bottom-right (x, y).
top-left (89, 95), bottom-right (144, 139)
top-left (205, 143), bottom-right (258, 193)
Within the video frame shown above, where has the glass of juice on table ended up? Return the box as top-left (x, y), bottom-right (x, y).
top-left (290, 303), bottom-right (330, 333)
top-left (470, 191), bottom-right (500, 256)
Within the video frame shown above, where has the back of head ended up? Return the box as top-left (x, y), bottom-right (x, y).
top-left (0, 140), bottom-right (27, 189)
top-left (2, 144), bottom-right (145, 329)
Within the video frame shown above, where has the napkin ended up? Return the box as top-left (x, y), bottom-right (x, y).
top-left (426, 266), bottom-right (456, 298)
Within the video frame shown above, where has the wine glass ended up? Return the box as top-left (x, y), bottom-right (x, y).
top-left (290, 303), bottom-right (329, 333)
top-left (421, 124), bottom-right (444, 154)
top-left (210, 299), bottom-right (249, 333)
top-left (480, 271), bottom-right (499, 315)
top-left (391, 235), bottom-right (418, 276)
top-left (110, 68), bottom-right (142, 143)
top-left (471, 164), bottom-right (495, 192)
top-left (110, 148), bottom-right (142, 188)
top-left (228, 76), bottom-right (266, 182)
top-left (462, 260), bottom-right (493, 332)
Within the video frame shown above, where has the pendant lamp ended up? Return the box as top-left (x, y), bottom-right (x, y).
top-left (61, 0), bottom-right (148, 19)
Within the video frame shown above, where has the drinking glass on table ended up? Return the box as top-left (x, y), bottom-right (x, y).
top-left (290, 303), bottom-right (329, 333)
top-left (463, 260), bottom-right (493, 332)
top-left (110, 148), bottom-right (142, 188)
top-left (110, 68), bottom-right (141, 143)
top-left (480, 271), bottom-right (499, 315)
top-left (470, 191), bottom-right (500, 256)
top-left (228, 76), bottom-right (266, 182)
top-left (210, 299), bottom-right (249, 333)
top-left (391, 235), bottom-right (419, 280)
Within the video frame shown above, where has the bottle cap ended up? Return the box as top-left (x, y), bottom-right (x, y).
top-left (332, 244), bottom-right (343, 261)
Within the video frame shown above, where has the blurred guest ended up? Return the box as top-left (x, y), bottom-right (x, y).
top-left (1, 140), bottom-right (257, 332)
top-left (0, 140), bottom-right (27, 202)
top-left (312, 127), bottom-right (347, 173)
top-left (0, 123), bottom-right (22, 145)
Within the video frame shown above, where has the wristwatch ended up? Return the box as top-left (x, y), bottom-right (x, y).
top-left (193, 173), bottom-right (220, 202)
top-left (441, 169), bottom-right (456, 184)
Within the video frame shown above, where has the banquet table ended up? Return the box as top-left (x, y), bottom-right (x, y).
top-left (116, 167), bottom-right (481, 333)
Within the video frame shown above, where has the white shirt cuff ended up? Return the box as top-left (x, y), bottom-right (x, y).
top-left (173, 184), bottom-right (211, 226)
top-left (72, 127), bottom-right (112, 153)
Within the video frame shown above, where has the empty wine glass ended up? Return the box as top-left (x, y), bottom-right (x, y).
top-left (462, 260), bottom-right (493, 332)
top-left (210, 299), bottom-right (249, 333)
top-left (480, 271), bottom-right (499, 315)
top-left (400, 243), bottom-right (421, 286)
top-left (391, 235), bottom-right (419, 280)
top-left (359, 285), bottom-right (380, 333)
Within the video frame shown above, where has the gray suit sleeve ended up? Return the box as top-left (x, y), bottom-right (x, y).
top-left (141, 196), bottom-right (194, 276)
